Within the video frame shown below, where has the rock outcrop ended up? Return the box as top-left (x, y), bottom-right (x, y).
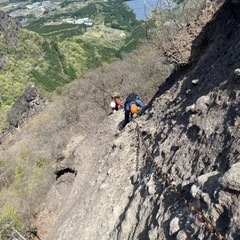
top-left (0, 10), bottom-right (21, 66)
top-left (0, 85), bottom-right (47, 144)
top-left (7, 84), bottom-right (47, 127)
top-left (35, 0), bottom-right (240, 239)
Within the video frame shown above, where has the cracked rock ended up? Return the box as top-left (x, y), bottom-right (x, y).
top-left (219, 162), bottom-right (240, 192)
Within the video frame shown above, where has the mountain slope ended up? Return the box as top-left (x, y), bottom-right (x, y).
top-left (37, 0), bottom-right (240, 239)
top-left (0, 10), bottom-right (21, 56)
top-left (0, 30), bottom-right (170, 240)
top-left (0, 1), bottom-right (145, 132)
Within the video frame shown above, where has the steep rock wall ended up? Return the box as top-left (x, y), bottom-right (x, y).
top-left (0, 85), bottom-right (47, 144)
top-left (0, 10), bottom-right (21, 66)
top-left (41, 0), bottom-right (240, 239)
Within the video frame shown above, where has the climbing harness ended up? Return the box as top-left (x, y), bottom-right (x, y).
top-left (134, 121), bottom-right (226, 240)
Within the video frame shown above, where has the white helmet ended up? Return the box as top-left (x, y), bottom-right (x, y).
top-left (110, 101), bottom-right (116, 108)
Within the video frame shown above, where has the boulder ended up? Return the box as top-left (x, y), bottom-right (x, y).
top-left (219, 162), bottom-right (240, 192)
top-left (7, 85), bottom-right (46, 127)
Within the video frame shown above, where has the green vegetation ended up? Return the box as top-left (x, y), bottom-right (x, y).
top-left (31, 23), bottom-right (87, 40)
top-left (0, 148), bottom-right (53, 238)
top-left (0, 1), bottom-right (215, 239)
top-left (0, 0), bottom-right (145, 130)
top-left (26, 0), bottom-right (142, 37)
top-left (173, 0), bottom-right (184, 4)
top-left (0, 1), bottom-right (8, 7)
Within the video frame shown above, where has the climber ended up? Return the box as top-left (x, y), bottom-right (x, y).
top-left (119, 92), bottom-right (145, 130)
top-left (110, 91), bottom-right (124, 113)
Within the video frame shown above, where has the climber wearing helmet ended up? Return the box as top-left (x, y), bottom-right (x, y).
top-left (110, 91), bottom-right (124, 114)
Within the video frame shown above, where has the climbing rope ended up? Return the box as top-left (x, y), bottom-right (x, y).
top-left (134, 121), bottom-right (226, 240)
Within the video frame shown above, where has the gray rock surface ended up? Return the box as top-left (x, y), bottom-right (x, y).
top-left (7, 85), bottom-right (47, 127)
top-left (169, 217), bottom-right (180, 236)
top-left (0, 85), bottom-right (47, 144)
top-left (219, 162), bottom-right (240, 192)
top-left (34, 1), bottom-right (240, 240)
top-left (0, 10), bottom-right (21, 66)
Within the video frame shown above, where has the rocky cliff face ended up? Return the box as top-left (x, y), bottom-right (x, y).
top-left (0, 85), bottom-right (47, 144)
top-left (36, 0), bottom-right (240, 239)
top-left (0, 10), bottom-right (21, 66)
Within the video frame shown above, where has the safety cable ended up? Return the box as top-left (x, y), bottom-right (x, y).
top-left (134, 121), bottom-right (226, 240)
top-left (135, 123), bottom-right (142, 172)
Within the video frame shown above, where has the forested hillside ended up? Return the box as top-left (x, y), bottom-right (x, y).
top-left (0, 0), bottom-right (144, 131)
top-left (43, 1), bottom-right (240, 239)
top-left (0, 3), bottom-right (172, 237)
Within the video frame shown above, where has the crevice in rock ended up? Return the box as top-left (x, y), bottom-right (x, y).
top-left (215, 206), bottom-right (231, 236)
top-left (55, 168), bottom-right (77, 180)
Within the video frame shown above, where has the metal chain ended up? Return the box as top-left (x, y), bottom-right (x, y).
top-left (134, 121), bottom-right (227, 240)
top-left (135, 125), bottom-right (140, 172)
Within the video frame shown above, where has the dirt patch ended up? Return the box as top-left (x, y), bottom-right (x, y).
top-left (165, 0), bottom-right (225, 65)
